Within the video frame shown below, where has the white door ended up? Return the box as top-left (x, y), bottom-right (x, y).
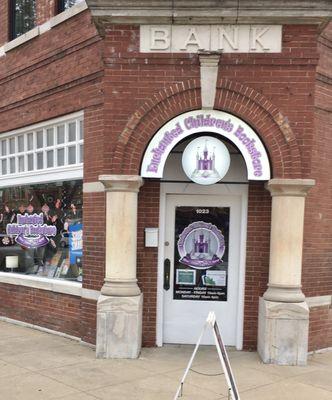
top-left (163, 194), bottom-right (242, 345)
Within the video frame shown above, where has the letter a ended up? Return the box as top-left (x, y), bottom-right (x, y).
top-left (180, 28), bottom-right (204, 51)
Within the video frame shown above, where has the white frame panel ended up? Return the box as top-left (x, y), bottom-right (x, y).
top-left (0, 111), bottom-right (83, 188)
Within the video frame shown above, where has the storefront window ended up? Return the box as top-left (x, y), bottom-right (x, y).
top-left (0, 180), bottom-right (83, 281)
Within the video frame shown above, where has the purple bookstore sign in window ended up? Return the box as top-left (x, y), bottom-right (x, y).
top-left (0, 180), bottom-right (83, 281)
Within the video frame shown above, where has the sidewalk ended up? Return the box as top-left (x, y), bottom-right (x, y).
top-left (0, 320), bottom-right (331, 400)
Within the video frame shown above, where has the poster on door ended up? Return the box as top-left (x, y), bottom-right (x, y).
top-left (174, 206), bottom-right (229, 301)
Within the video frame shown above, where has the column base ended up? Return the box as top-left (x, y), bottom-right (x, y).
top-left (96, 294), bottom-right (143, 359)
top-left (101, 279), bottom-right (141, 297)
top-left (258, 297), bottom-right (309, 366)
top-left (263, 284), bottom-right (305, 303)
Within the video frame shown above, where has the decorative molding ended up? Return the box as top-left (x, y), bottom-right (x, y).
top-left (0, 71), bottom-right (102, 115)
top-left (266, 179), bottom-right (316, 197)
top-left (199, 55), bottom-right (219, 109)
top-left (99, 175), bottom-right (144, 192)
top-left (86, 0), bottom-right (332, 27)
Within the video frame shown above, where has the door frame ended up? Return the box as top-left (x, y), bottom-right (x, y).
top-left (156, 182), bottom-right (248, 350)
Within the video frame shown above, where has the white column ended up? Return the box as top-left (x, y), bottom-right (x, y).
top-left (99, 175), bottom-right (143, 297)
top-left (258, 178), bottom-right (315, 366)
top-left (264, 178), bottom-right (315, 302)
top-left (96, 175), bottom-right (143, 359)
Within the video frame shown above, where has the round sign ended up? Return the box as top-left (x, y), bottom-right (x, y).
top-left (182, 136), bottom-right (231, 185)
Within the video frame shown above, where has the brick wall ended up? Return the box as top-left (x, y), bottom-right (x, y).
top-left (137, 181), bottom-right (160, 346)
top-left (36, 0), bottom-right (57, 25)
top-left (0, 7), bottom-right (103, 342)
top-left (309, 306), bottom-right (332, 351)
top-left (243, 183), bottom-right (271, 350)
top-left (302, 22), bottom-right (332, 350)
top-left (0, 283), bottom-right (81, 337)
top-left (0, 9), bottom-right (330, 352)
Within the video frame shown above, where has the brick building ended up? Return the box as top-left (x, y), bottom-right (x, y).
top-left (0, 0), bottom-right (331, 365)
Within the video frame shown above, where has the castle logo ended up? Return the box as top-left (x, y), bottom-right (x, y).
top-left (177, 221), bottom-right (225, 269)
top-left (182, 136), bottom-right (230, 185)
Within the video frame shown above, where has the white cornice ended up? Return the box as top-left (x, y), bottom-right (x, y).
top-left (86, 0), bottom-right (332, 26)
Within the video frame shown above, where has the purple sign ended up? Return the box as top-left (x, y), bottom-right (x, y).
top-left (174, 207), bottom-right (229, 302)
top-left (177, 221), bottom-right (225, 269)
top-left (6, 213), bottom-right (57, 249)
top-left (141, 110), bottom-right (271, 181)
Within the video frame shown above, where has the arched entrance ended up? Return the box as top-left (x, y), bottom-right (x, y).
top-left (96, 81), bottom-right (313, 365)
top-left (139, 109), bottom-right (271, 348)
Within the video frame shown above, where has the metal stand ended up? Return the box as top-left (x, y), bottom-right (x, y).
top-left (173, 311), bottom-right (240, 400)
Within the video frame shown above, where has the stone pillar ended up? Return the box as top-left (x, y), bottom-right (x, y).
top-left (258, 178), bottom-right (315, 366)
top-left (96, 175), bottom-right (143, 359)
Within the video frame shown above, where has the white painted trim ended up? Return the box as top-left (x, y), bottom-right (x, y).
top-left (0, 111), bottom-right (83, 139)
top-left (83, 181), bottom-right (105, 193)
top-left (0, 111), bottom-right (84, 187)
top-left (0, 272), bottom-right (82, 295)
top-left (235, 190), bottom-right (248, 350)
top-left (0, 2), bottom-right (88, 57)
top-left (0, 272), bottom-right (100, 300)
top-left (0, 166), bottom-right (83, 188)
top-left (156, 182), bottom-right (248, 349)
top-left (156, 185), bottom-right (166, 347)
top-left (306, 295), bottom-right (332, 308)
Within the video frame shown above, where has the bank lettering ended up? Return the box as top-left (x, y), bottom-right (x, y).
top-left (141, 25), bottom-right (282, 53)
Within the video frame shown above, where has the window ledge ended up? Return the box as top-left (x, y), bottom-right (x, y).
top-left (0, 1), bottom-right (88, 56)
top-left (3, 26), bottom-right (39, 53)
top-left (0, 272), bottom-right (100, 300)
top-left (306, 295), bottom-right (332, 308)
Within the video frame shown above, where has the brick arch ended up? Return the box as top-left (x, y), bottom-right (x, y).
top-left (215, 78), bottom-right (302, 178)
top-left (114, 78), bottom-right (302, 178)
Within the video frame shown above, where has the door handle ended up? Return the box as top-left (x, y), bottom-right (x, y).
top-left (164, 258), bottom-right (170, 291)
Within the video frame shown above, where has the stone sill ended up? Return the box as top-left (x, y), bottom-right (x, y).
top-left (306, 295), bottom-right (332, 308)
top-left (0, 272), bottom-right (99, 300)
top-left (0, 1), bottom-right (87, 57)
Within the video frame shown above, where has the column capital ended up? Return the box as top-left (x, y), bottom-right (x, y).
top-left (99, 175), bottom-right (143, 193)
top-left (199, 54), bottom-right (220, 67)
top-left (265, 178), bottom-right (315, 197)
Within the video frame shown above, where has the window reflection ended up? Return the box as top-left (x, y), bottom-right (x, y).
top-left (0, 180), bottom-right (83, 281)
